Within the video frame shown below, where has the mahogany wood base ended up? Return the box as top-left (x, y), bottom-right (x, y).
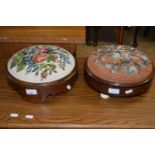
top-left (7, 65), bottom-right (78, 102)
top-left (84, 66), bottom-right (153, 97)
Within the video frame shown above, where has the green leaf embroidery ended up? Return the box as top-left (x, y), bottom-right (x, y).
top-left (48, 64), bottom-right (56, 70)
top-left (41, 69), bottom-right (48, 79)
top-left (38, 64), bottom-right (47, 70)
top-left (53, 70), bottom-right (57, 73)
top-left (60, 62), bottom-right (65, 70)
top-left (16, 63), bottom-right (26, 72)
top-left (10, 59), bottom-right (17, 69)
top-left (31, 67), bottom-right (38, 72)
top-left (46, 54), bottom-right (56, 62)
top-left (49, 70), bottom-right (52, 75)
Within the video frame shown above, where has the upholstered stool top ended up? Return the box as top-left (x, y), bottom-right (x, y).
top-left (87, 45), bottom-right (153, 84)
top-left (7, 45), bottom-right (75, 83)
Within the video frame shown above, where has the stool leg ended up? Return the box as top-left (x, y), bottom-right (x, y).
top-left (118, 26), bottom-right (124, 45)
top-left (86, 26), bottom-right (98, 46)
top-left (143, 27), bottom-right (150, 38)
top-left (86, 26), bottom-right (91, 45)
top-left (133, 27), bottom-right (140, 47)
top-left (93, 26), bottom-right (98, 46)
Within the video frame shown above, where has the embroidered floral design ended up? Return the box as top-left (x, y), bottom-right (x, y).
top-left (93, 45), bottom-right (150, 76)
top-left (10, 45), bottom-right (71, 80)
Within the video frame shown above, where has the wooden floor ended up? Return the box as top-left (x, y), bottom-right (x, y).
top-left (0, 57), bottom-right (155, 128)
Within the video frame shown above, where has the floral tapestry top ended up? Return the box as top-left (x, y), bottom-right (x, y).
top-left (87, 45), bottom-right (153, 84)
top-left (7, 45), bottom-right (75, 83)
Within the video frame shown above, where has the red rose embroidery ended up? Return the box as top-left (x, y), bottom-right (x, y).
top-left (33, 55), bottom-right (45, 63)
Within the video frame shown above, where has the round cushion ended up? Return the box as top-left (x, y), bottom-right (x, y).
top-left (7, 45), bottom-right (75, 83)
top-left (87, 45), bottom-right (153, 84)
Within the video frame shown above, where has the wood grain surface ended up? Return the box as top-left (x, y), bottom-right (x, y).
top-left (0, 57), bottom-right (155, 128)
top-left (0, 26), bottom-right (85, 44)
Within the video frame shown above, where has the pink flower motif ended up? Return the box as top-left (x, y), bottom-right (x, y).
top-left (40, 48), bottom-right (48, 54)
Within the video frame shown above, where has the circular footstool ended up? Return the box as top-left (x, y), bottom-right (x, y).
top-left (85, 45), bottom-right (154, 97)
top-left (7, 45), bottom-right (78, 102)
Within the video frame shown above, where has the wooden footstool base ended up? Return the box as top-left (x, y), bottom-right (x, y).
top-left (85, 65), bottom-right (153, 97)
top-left (7, 66), bottom-right (78, 102)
